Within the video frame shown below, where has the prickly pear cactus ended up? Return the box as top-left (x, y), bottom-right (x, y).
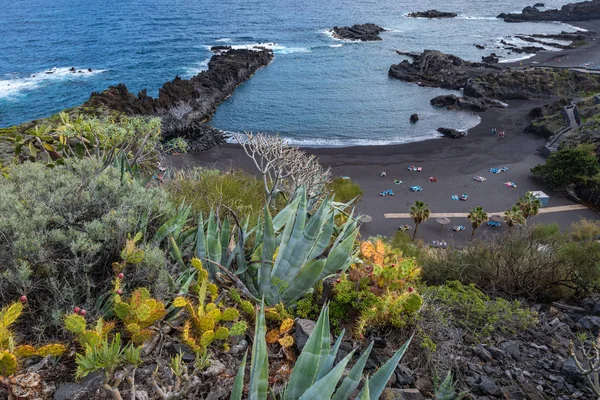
top-left (113, 287), bottom-right (166, 345)
top-left (173, 259), bottom-right (248, 353)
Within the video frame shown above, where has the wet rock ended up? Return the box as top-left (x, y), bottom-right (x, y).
top-left (475, 44), bottom-right (486, 49)
top-left (331, 24), bottom-right (386, 41)
top-left (437, 127), bottom-right (466, 139)
top-left (534, 3), bottom-right (545, 7)
top-left (407, 10), bottom-right (458, 18)
top-left (410, 113), bottom-right (419, 123)
top-left (482, 53), bottom-right (499, 63)
top-left (210, 45), bottom-right (232, 52)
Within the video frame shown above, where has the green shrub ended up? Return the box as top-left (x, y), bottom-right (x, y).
top-left (531, 144), bottom-right (600, 188)
top-left (390, 231), bottom-right (423, 259)
top-left (326, 177), bottom-right (363, 204)
top-left (423, 281), bottom-right (536, 338)
top-left (0, 159), bottom-right (174, 339)
top-left (421, 224), bottom-right (600, 300)
top-left (166, 168), bottom-right (268, 224)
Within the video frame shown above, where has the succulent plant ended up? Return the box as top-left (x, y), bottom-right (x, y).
top-left (64, 314), bottom-right (115, 349)
top-left (0, 301), bottom-right (66, 377)
top-left (174, 258), bottom-right (247, 353)
top-left (231, 303), bottom-right (411, 400)
top-left (113, 286), bottom-right (167, 345)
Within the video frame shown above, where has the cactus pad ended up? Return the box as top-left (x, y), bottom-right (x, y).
top-left (278, 335), bottom-right (294, 348)
top-left (14, 345), bottom-right (36, 357)
top-left (266, 329), bottom-right (280, 344)
top-left (229, 321), bottom-right (247, 336)
top-left (0, 350), bottom-right (18, 376)
top-left (173, 297), bottom-right (188, 308)
top-left (64, 314), bottom-right (87, 334)
top-left (200, 330), bottom-right (215, 348)
top-left (36, 343), bottom-right (66, 357)
top-left (2, 302), bottom-right (23, 327)
top-left (214, 327), bottom-right (229, 340)
top-left (279, 318), bottom-right (294, 334)
top-left (135, 304), bottom-right (151, 322)
top-left (221, 308), bottom-right (240, 322)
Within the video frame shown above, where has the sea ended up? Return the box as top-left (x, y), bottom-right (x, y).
top-left (0, 0), bottom-right (588, 146)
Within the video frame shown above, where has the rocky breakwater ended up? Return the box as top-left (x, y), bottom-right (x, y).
top-left (389, 50), bottom-right (485, 90)
top-left (407, 10), bottom-right (458, 18)
top-left (498, 0), bottom-right (600, 22)
top-left (84, 48), bottom-right (274, 149)
top-left (331, 23), bottom-right (386, 41)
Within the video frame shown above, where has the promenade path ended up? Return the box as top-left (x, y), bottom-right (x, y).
top-left (384, 204), bottom-right (588, 219)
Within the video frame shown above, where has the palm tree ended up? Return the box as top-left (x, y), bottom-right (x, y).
top-left (503, 206), bottom-right (526, 229)
top-left (516, 192), bottom-right (542, 222)
top-left (467, 206), bottom-right (488, 239)
top-left (410, 200), bottom-right (431, 240)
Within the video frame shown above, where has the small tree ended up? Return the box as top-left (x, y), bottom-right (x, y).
top-left (467, 206), bottom-right (488, 239)
top-left (531, 144), bottom-right (600, 188)
top-left (504, 206), bottom-right (526, 229)
top-left (410, 201), bottom-right (431, 240)
top-left (235, 132), bottom-right (331, 206)
top-left (517, 192), bottom-right (542, 222)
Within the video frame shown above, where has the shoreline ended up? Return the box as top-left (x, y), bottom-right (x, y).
top-left (171, 20), bottom-right (600, 243)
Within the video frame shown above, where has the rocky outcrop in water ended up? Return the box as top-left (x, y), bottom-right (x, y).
top-left (389, 50), bottom-right (485, 89)
top-left (84, 48), bottom-right (273, 147)
top-left (437, 127), bottom-right (466, 138)
top-left (407, 10), bottom-right (458, 18)
top-left (498, 0), bottom-right (600, 22)
top-left (331, 24), bottom-right (386, 41)
top-left (430, 94), bottom-right (506, 111)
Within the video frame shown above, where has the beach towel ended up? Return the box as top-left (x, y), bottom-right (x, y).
top-left (428, 177), bottom-right (438, 182)
top-left (451, 195), bottom-right (459, 201)
top-left (394, 180), bottom-right (402, 184)
top-left (504, 182), bottom-right (517, 188)
top-left (380, 172), bottom-right (387, 177)
top-left (488, 221), bottom-right (501, 227)
top-left (453, 225), bottom-right (465, 231)
top-left (410, 186), bottom-right (422, 192)
top-left (473, 176), bottom-right (486, 182)
top-left (460, 194), bottom-right (468, 201)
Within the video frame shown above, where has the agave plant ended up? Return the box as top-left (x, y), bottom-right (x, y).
top-left (194, 188), bottom-right (359, 305)
top-left (231, 303), bottom-right (411, 400)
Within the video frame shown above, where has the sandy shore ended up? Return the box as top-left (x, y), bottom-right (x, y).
top-left (168, 21), bottom-right (600, 245)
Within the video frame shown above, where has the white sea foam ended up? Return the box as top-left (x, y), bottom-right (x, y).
top-left (329, 44), bottom-right (343, 48)
top-left (215, 38), bottom-right (232, 42)
top-left (184, 58), bottom-right (211, 77)
top-left (498, 53), bottom-right (536, 63)
top-left (456, 16), bottom-right (498, 20)
top-left (0, 67), bottom-right (105, 100)
top-left (561, 23), bottom-right (588, 32)
top-left (497, 37), bottom-right (561, 52)
top-left (320, 29), bottom-right (362, 43)
top-left (209, 42), bottom-right (311, 54)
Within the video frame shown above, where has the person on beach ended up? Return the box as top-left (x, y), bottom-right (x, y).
top-left (499, 131), bottom-right (505, 139)
top-left (491, 128), bottom-right (496, 135)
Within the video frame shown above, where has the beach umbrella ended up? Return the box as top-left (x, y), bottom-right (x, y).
top-left (436, 217), bottom-right (451, 231)
top-left (359, 215), bottom-right (373, 224)
top-left (490, 214), bottom-right (503, 222)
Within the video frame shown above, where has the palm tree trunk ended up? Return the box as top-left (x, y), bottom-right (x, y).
top-left (471, 226), bottom-right (476, 239)
top-left (412, 223), bottom-right (419, 240)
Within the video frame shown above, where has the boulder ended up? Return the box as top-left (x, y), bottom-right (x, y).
top-left (478, 376), bottom-right (502, 396)
top-left (561, 358), bottom-right (582, 380)
top-left (430, 94), bottom-right (505, 112)
top-left (331, 23), bottom-right (386, 41)
top-left (475, 44), bottom-right (486, 49)
top-left (473, 344), bottom-right (493, 362)
top-left (389, 50), bottom-right (481, 90)
top-left (410, 113), bottom-right (419, 123)
top-left (482, 53), bottom-right (499, 63)
top-left (407, 10), bottom-right (458, 18)
top-left (437, 127), bottom-right (466, 138)
top-left (294, 319), bottom-right (316, 351)
top-left (210, 45), bottom-right (232, 52)
top-left (381, 388), bottom-right (424, 400)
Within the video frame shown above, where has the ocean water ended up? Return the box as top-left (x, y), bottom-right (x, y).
top-left (0, 0), bottom-right (585, 146)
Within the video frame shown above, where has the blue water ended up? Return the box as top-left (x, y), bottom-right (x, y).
top-left (0, 0), bottom-right (586, 145)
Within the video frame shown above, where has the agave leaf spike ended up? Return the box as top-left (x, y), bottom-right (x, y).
top-left (307, 211), bottom-right (335, 261)
top-left (332, 341), bottom-right (374, 400)
top-left (316, 329), bottom-right (345, 381)
top-left (298, 349), bottom-right (355, 400)
top-left (220, 218), bottom-right (232, 266)
top-left (259, 206), bottom-right (276, 304)
top-left (358, 335), bottom-right (413, 399)
top-left (285, 304), bottom-right (330, 399)
top-left (249, 303), bottom-right (268, 400)
top-left (272, 193), bottom-right (302, 232)
top-left (359, 377), bottom-right (370, 400)
top-left (206, 210), bottom-right (222, 277)
top-left (230, 351), bottom-right (247, 400)
top-left (195, 212), bottom-right (207, 261)
top-left (317, 229), bottom-right (359, 282)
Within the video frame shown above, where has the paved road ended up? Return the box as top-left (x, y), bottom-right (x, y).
top-left (384, 204), bottom-right (589, 219)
